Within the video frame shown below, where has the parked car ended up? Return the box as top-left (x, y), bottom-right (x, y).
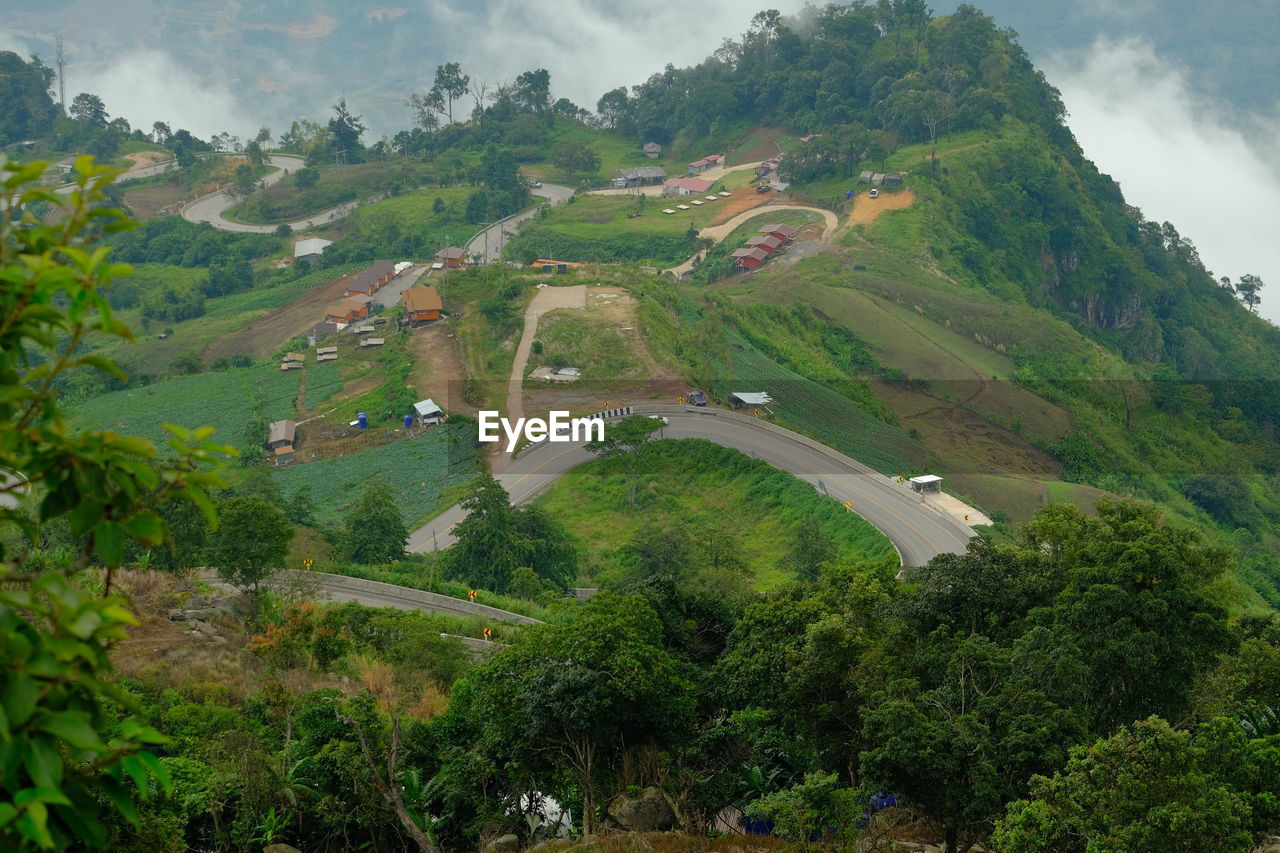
top-left (648, 416), bottom-right (669, 425)
top-left (869, 188), bottom-right (879, 198)
top-left (530, 179), bottom-right (542, 188)
top-left (686, 389), bottom-right (707, 406)
top-left (756, 184), bottom-right (773, 194)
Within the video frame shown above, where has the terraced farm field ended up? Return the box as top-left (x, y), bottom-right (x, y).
top-left (70, 365), bottom-right (300, 450)
top-left (271, 421), bottom-right (479, 528)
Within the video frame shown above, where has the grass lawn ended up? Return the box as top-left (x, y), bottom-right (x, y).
top-left (340, 186), bottom-right (481, 257)
top-left (534, 439), bottom-right (898, 589)
top-left (523, 120), bottom-right (650, 186)
top-left (529, 309), bottom-right (644, 383)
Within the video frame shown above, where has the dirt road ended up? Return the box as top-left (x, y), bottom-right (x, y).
top-left (848, 188), bottom-right (915, 227)
top-left (505, 285), bottom-right (588, 421)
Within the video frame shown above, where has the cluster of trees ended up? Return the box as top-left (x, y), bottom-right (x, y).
top-left (591, 5), bottom-right (1061, 163)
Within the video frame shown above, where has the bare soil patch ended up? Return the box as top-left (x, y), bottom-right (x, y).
top-left (123, 182), bottom-right (184, 219)
top-left (708, 189), bottom-right (770, 225)
top-left (408, 322), bottom-right (473, 417)
top-left (202, 270), bottom-right (359, 364)
top-left (873, 379), bottom-right (1061, 480)
top-left (725, 127), bottom-right (787, 166)
top-left (848, 188), bottom-right (915, 227)
top-left (123, 151), bottom-right (168, 168)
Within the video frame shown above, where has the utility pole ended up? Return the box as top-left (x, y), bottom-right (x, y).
top-left (55, 35), bottom-right (66, 111)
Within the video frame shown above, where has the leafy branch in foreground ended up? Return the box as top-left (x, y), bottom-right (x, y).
top-left (0, 156), bottom-right (234, 850)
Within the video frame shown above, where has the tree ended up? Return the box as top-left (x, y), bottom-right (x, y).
top-left (457, 594), bottom-right (695, 834)
top-left (69, 91), bottom-right (108, 127)
top-left (0, 53), bottom-right (59, 144)
top-left (229, 163), bottom-right (259, 199)
top-left (549, 140), bottom-right (599, 182)
top-left (210, 496), bottom-right (291, 594)
top-left (1235, 273), bottom-right (1264, 312)
top-left (0, 156), bottom-right (231, 848)
top-left (285, 484), bottom-right (317, 527)
top-left (993, 717), bottom-right (1260, 853)
top-left (514, 68), bottom-right (552, 114)
top-left (595, 87), bottom-right (630, 129)
top-left (407, 89), bottom-right (444, 132)
top-left (327, 98), bottom-right (365, 163)
top-left (783, 515), bottom-right (835, 581)
top-left (344, 483), bottom-right (407, 564)
top-left (432, 62), bottom-right (470, 124)
top-left (444, 477), bottom-right (576, 591)
top-left (585, 415), bottom-right (663, 507)
top-left (1029, 500), bottom-right (1233, 734)
top-left (293, 166), bottom-right (319, 189)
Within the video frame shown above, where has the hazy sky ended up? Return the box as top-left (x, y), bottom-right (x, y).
top-left (1044, 38), bottom-right (1280, 324)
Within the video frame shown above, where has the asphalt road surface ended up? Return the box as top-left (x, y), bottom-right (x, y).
top-left (466, 183), bottom-right (575, 263)
top-left (179, 154), bottom-right (365, 233)
top-left (409, 406), bottom-right (973, 567)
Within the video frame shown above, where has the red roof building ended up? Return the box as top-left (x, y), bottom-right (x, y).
top-left (730, 247), bottom-right (769, 270)
top-left (746, 235), bottom-right (784, 255)
top-left (664, 177), bottom-right (716, 195)
top-left (758, 223), bottom-right (798, 243)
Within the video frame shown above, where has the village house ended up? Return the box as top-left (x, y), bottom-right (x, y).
top-left (324, 298), bottom-right (369, 325)
top-left (293, 237), bottom-right (332, 259)
top-left (663, 177), bottom-right (716, 196)
top-left (435, 246), bottom-right (467, 268)
top-left (267, 420), bottom-right (296, 450)
top-left (402, 286), bottom-right (443, 324)
top-left (643, 141), bottom-right (662, 159)
top-left (612, 166), bottom-right (667, 188)
top-left (731, 247), bottom-right (769, 270)
top-left (687, 154), bottom-right (722, 174)
top-left (746, 235), bottom-right (784, 255)
top-left (413, 398), bottom-right (444, 426)
top-left (759, 223), bottom-right (798, 243)
top-left (729, 391), bottom-right (773, 409)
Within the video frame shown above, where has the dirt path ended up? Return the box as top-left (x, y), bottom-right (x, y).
top-left (665, 203), bottom-right (841, 277)
top-left (848, 188), bottom-right (915, 227)
top-left (407, 322), bottom-right (473, 416)
top-left (505, 285), bottom-right (588, 421)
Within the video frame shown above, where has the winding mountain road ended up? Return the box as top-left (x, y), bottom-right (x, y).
top-left (409, 405), bottom-right (974, 568)
top-left (180, 154), bottom-right (367, 233)
top-left (466, 183), bottom-right (575, 263)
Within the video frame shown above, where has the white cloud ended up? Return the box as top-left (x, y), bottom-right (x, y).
top-left (65, 51), bottom-right (251, 141)
top-left (426, 0), bottom-right (807, 110)
top-left (1044, 37), bottom-right (1280, 324)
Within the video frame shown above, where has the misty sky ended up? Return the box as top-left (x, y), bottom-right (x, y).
top-left (2, 1), bottom-right (1275, 322)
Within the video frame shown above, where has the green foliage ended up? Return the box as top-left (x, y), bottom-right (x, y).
top-left (343, 482), bottom-right (408, 564)
top-left (0, 158), bottom-right (231, 848)
top-left (450, 593), bottom-right (695, 834)
top-left (209, 496), bottom-right (291, 593)
top-left (536, 439), bottom-right (897, 588)
top-left (271, 420), bottom-right (478, 529)
top-left (993, 717), bottom-right (1268, 853)
top-left (443, 476), bottom-right (577, 592)
top-left (749, 771), bottom-right (857, 842)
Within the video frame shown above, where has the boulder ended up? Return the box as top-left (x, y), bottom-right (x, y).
top-left (483, 833), bottom-right (519, 853)
top-left (606, 787), bottom-right (676, 832)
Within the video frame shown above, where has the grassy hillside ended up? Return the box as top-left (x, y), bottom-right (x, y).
top-left (534, 439), bottom-right (898, 589)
